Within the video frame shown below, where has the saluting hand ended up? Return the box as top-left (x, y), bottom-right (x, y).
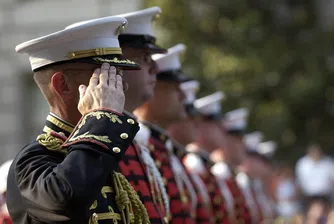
top-left (77, 63), bottom-right (125, 114)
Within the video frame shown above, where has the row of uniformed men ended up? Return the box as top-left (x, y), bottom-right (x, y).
top-left (5, 5), bottom-right (279, 224)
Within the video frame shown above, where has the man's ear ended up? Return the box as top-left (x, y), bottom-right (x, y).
top-left (51, 72), bottom-right (73, 100)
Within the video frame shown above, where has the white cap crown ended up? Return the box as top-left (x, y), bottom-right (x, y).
top-left (180, 80), bottom-right (200, 104)
top-left (16, 16), bottom-right (128, 71)
top-left (152, 44), bottom-right (186, 72)
top-left (224, 108), bottom-right (249, 131)
top-left (257, 141), bottom-right (277, 158)
top-left (194, 91), bottom-right (225, 116)
top-left (118, 6), bottom-right (161, 36)
top-left (243, 131), bottom-right (264, 151)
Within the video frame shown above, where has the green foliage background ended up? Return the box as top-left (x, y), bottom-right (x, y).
top-left (144, 0), bottom-right (334, 163)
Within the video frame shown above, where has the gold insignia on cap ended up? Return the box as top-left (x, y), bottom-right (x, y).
top-left (67, 47), bottom-right (122, 59)
top-left (152, 13), bottom-right (161, 21)
top-left (117, 22), bottom-right (126, 35)
top-left (93, 57), bottom-right (137, 65)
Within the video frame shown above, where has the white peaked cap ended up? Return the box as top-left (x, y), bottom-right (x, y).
top-left (16, 16), bottom-right (138, 71)
top-left (194, 91), bottom-right (225, 116)
top-left (180, 80), bottom-right (200, 104)
top-left (224, 108), bottom-right (249, 131)
top-left (66, 7), bottom-right (161, 37)
top-left (0, 160), bottom-right (13, 194)
top-left (257, 141), bottom-right (277, 158)
top-left (243, 131), bottom-right (264, 151)
top-left (117, 6), bottom-right (161, 36)
top-left (152, 44), bottom-right (186, 72)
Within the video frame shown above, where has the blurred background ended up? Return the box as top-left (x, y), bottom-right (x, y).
top-left (0, 0), bottom-right (334, 222)
top-left (1, 0), bottom-right (334, 165)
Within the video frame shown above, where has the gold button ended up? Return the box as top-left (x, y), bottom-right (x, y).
top-left (120, 133), bottom-right (128, 139)
top-left (127, 118), bottom-right (135, 124)
top-left (92, 213), bottom-right (98, 223)
top-left (214, 196), bottom-right (222, 205)
top-left (181, 194), bottom-right (188, 204)
top-left (155, 160), bottom-right (162, 168)
top-left (163, 216), bottom-right (169, 224)
top-left (159, 134), bottom-right (166, 141)
top-left (148, 143), bottom-right (155, 151)
top-left (208, 183), bottom-right (215, 192)
top-left (112, 147), bottom-right (121, 153)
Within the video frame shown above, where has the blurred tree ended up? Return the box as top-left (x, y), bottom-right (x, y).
top-left (144, 0), bottom-right (334, 163)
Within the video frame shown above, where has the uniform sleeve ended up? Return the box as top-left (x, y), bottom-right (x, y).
top-left (14, 109), bottom-right (139, 212)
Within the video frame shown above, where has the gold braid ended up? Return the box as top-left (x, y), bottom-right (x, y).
top-left (113, 172), bottom-right (150, 224)
top-left (113, 172), bottom-right (130, 224)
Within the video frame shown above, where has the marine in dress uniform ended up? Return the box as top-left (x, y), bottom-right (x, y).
top-left (168, 80), bottom-right (214, 224)
top-left (194, 93), bottom-right (248, 224)
top-left (134, 44), bottom-right (198, 223)
top-left (169, 82), bottom-right (228, 224)
top-left (243, 138), bottom-right (278, 223)
top-left (195, 101), bottom-right (253, 224)
top-left (6, 17), bottom-right (150, 224)
top-left (239, 131), bottom-right (266, 223)
top-left (117, 8), bottom-right (170, 224)
top-left (222, 108), bottom-right (253, 224)
top-left (67, 7), bottom-right (170, 224)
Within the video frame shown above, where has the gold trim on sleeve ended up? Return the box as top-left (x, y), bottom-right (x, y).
top-left (68, 131), bottom-right (112, 143)
top-left (89, 200), bottom-right (98, 210)
top-left (101, 186), bottom-right (114, 199)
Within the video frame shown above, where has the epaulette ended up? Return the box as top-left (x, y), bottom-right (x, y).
top-left (210, 161), bottom-right (231, 179)
top-left (236, 172), bottom-right (251, 188)
top-left (183, 152), bottom-right (206, 175)
top-left (36, 131), bottom-right (68, 154)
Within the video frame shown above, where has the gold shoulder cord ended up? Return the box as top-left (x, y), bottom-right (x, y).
top-left (113, 172), bottom-right (150, 224)
top-left (36, 132), bottom-right (68, 155)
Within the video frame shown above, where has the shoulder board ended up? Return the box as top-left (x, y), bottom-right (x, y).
top-left (183, 153), bottom-right (206, 174)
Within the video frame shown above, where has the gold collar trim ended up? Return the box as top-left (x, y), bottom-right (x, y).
top-left (46, 114), bottom-right (74, 133)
